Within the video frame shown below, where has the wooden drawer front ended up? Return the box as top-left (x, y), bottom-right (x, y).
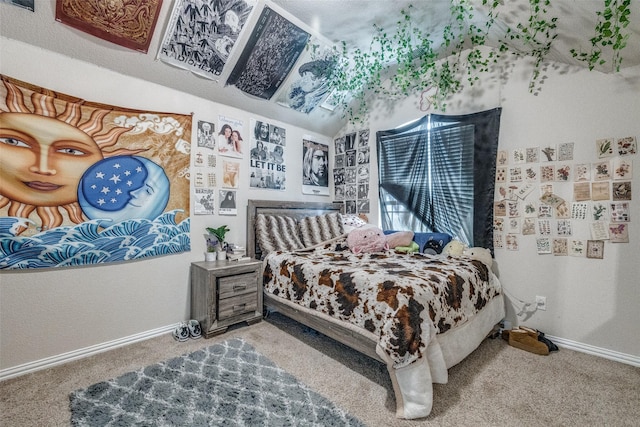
top-left (218, 273), bottom-right (258, 299)
top-left (218, 293), bottom-right (258, 320)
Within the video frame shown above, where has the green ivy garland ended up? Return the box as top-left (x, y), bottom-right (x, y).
top-left (317, 0), bottom-right (632, 123)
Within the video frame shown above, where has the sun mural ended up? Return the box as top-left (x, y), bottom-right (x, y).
top-left (0, 75), bottom-right (192, 269)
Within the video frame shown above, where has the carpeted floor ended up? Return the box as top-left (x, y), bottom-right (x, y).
top-left (1, 312), bottom-right (639, 426)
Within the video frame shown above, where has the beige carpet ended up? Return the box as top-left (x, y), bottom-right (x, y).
top-left (1, 312), bottom-right (638, 426)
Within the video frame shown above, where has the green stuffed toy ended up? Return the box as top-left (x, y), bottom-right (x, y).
top-left (395, 241), bottom-right (420, 254)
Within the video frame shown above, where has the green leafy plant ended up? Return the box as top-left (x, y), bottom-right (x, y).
top-left (206, 225), bottom-right (230, 251)
top-left (570, 0), bottom-right (632, 71)
top-left (315, 0), bottom-right (631, 123)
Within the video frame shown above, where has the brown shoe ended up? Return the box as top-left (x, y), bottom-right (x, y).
top-left (508, 329), bottom-right (549, 355)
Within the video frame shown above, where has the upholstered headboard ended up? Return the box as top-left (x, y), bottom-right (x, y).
top-left (246, 199), bottom-right (344, 260)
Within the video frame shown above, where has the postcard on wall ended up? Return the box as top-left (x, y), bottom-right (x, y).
top-left (194, 170), bottom-right (216, 188)
top-left (218, 115), bottom-right (245, 158)
top-left (222, 159), bottom-right (240, 188)
top-left (507, 200), bottom-right (520, 217)
top-left (586, 240), bottom-right (605, 259)
top-left (512, 148), bottom-right (526, 164)
top-left (197, 120), bottom-right (216, 150)
top-left (590, 221), bottom-right (610, 240)
top-left (538, 219), bottom-right (551, 235)
top-left (555, 202), bottom-right (570, 219)
top-left (592, 202), bottom-right (609, 221)
top-left (568, 239), bottom-right (586, 257)
top-left (552, 238), bottom-right (568, 256)
top-left (193, 148), bottom-right (217, 168)
top-left (524, 201), bottom-right (537, 217)
top-left (610, 202), bottom-right (630, 222)
top-left (556, 164), bottom-right (571, 182)
top-left (524, 166), bottom-right (538, 182)
top-left (593, 160), bottom-right (611, 181)
top-left (540, 183), bottom-right (554, 195)
top-left (591, 182), bottom-right (610, 201)
top-left (494, 217), bottom-right (504, 232)
top-left (608, 223), bottom-right (629, 243)
top-left (538, 204), bottom-right (553, 219)
top-left (497, 150), bottom-right (508, 166)
top-left (158, 0), bottom-right (256, 79)
top-left (494, 200), bottom-right (507, 217)
top-left (541, 145), bottom-right (556, 162)
top-left (558, 142), bottom-right (574, 161)
top-left (494, 234), bottom-right (504, 249)
top-left (616, 136), bottom-right (637, 156)
top-left (218, 190), bottom-right (237, 215)
top-left (526, 147), bottom-right (539, 163)
top-left (540, 165), bottom-right (555, 182)
top-left (596, 138), bottom-right (615, 158)
top-left (612, 158), bottom-right (633, 180)
top-left (574, 163), bottom-right (591, 182)
top-left (612, 181), bottom-right (631, 201)
top-left (573, 182), bottom-right (591, 201)
top-left (540, 192), bottom-right (565, 208)
top-left (506, 234), bottom-right (519, 251)
top-left (194, 189), bottom-right (215, 215)
top-left (557, 219), bottom-right (572, 236)
top-left (536, 238), bottom-right (551, 254)
top-left (515, 182), bottom-right (535, 200)
top-left (508, 218), bottom-right (521, 233)
top-left (509, 167), bottom-right (522, 182)
top-left (522, 218), bottom-right (536, 235)
top-left (571, 202), bottom-right (588, 220)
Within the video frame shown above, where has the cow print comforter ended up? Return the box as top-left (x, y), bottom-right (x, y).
top-left (263, 240), bottom-right (502, 369)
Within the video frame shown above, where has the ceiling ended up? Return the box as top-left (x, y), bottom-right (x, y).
top-left (1, 1), bottom-right (639, 137)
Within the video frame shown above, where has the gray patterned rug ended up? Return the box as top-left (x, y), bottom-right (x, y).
top-left (69, 338), bottom-right (365, 426)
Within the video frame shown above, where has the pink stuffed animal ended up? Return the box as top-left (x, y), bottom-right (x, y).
top-left (347, 226), bottom-right (389, 254)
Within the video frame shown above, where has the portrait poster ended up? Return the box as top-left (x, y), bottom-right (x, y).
top-left (56, 0), bottom-right (163, 53)
top-left (222, 159), bottom-right (240, 188)
top-left (249, 119), bottom-right (286, 190)
top-left (226, 6), bottom-right (310, 99)
top-left (158, 0), bottom-right (256, 79)
top-left (275, 40), bottom-right (336, 114)
top-left (302, 138), bottom-right (329, 196)
top-left (0, 75), bottom-right (191, 269)
top-left (217, 115), bottom-right (244, 158)
top-left (218, 189), bottom-right (237, 215)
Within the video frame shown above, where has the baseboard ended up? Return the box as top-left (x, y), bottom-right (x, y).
top-left (546, 334), bottom-right (640, 367)
top-left (0, 324), bottom-right (176, 381)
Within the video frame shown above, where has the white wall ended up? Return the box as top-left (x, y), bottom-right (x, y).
top-left (341, 56), bottom-right (640, 360)
top-left (0, 38), bottom-right (332, 374)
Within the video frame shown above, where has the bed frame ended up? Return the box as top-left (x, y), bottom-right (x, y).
top-left (246, 199), bottom-right (383, 362)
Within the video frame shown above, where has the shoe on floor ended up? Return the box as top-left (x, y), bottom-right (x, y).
top-left (188, 319), bottom-right (202, 339)
top-left (173, 322), bottom-right (190, 342)
top-left (508, 329), bottom-right (549, 355)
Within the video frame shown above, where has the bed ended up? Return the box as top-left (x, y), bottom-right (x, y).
top-left (247, 199), bottom-right (505, 419)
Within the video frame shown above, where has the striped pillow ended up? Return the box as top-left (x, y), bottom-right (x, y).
top-left (255, 214), bottom-right (304, 256)
top-left (298, 213), bottom-right (344, 247)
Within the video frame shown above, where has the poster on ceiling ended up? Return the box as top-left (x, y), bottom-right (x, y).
top-left (276, 41), bottom-right (337, 114)
top-left (158, 0), bottom-right (256, 79)
top-left (226, 6), bottom-right (309, 99)
top-left (0, 75), bottom-right (192, 270)
top-left (55, 0), bottom-right (163, 53)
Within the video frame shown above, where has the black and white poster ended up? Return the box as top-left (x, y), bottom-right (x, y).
top-left (226, 6), bottom-right (309, 99)
top-left (158, 0), bottom-right (256, 79)
top-left (302, 138), bottom-right (329, 196)
top-left (249, 119), bottom-right (286, 190)
top-left (333, 129), bottom-right (370, 212)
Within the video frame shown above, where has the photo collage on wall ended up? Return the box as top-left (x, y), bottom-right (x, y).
top-left (193, 115), bottom-right (246, 216)
top-left (333, 130), bottom-right (371, 214)
top-left (249, 119), bottom-right (287, 190)
top-left (493, 136), bottom-right (636, 259)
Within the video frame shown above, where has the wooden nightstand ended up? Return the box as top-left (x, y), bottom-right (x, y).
top-left (190, 259), bottom-right (263, 338)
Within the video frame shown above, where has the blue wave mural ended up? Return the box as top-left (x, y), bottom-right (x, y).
top-left (0, 210), bottom-right (190, 270)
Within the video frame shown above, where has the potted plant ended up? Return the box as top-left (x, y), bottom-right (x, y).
top-left (206, 225), bottom-right (230, 260)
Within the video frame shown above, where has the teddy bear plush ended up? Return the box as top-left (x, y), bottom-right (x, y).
top-left (463, 247), bottom-right (493, 268)
top-left (347, 226), bottom-right (389, 254)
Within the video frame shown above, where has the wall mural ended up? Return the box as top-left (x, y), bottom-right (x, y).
top-left (0, 75), bottom-right (192, 269)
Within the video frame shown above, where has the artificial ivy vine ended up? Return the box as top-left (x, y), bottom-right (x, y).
top-left (317, 0), bottom-right (632, 123)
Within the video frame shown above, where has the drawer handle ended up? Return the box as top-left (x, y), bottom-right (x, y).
top-left (233, 304), bottom-right (246, 311)
top-left (233, 285), bottom-right (247, 292)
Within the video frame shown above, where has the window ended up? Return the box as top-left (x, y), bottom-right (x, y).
top-left (376, 108), bottom-right (501, 251)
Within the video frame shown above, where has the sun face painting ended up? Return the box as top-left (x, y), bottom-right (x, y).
top-left (0, 75), bottom-right (192, 269)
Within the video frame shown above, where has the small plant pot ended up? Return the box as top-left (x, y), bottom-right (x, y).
top-left (217, 251), bottom-right (227, 261)
top-left (204, 252), bottom-right (216, 262)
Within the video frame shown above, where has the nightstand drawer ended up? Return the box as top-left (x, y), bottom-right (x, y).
top-left (218, 292), bottom-right (258, 320)
top-left (218, 272), bottom-right (258, 299)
